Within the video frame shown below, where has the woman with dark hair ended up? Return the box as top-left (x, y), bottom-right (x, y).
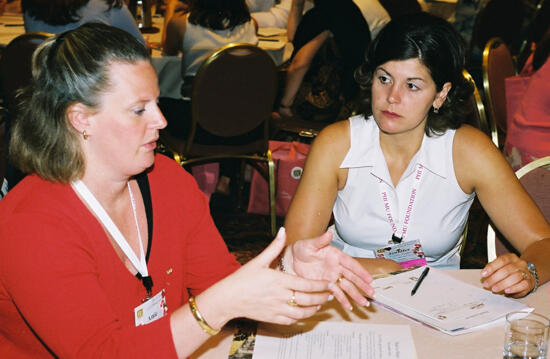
top-left (284, 12), bottom-right (550, 298)
top-left (163, 0), bottom-right (257, 79)
top-left (21, 0), bottom-right (145, 44)
top-left (0, 23), bottom-right (373, 358)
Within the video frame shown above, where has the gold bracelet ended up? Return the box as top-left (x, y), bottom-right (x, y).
top-left (188, 296), bottom-right (220, 335)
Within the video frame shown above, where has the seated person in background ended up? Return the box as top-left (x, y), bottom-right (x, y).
top-left (504, 28), bottom-right (550, 170)
top-left (247, 0), bottom-right (312, 29)
top-left (163, 0), bottom-right (257, 89)
top-left (0, 23), bottom-right (374, 358)
top-left (21, 0), bottom-right (145, 45)
top-left (285, 13), bottom-right (550, 298)
top-left (161, 0), bottom-right (189, 45)
top-left (278, 0), bottom-right (389, 119)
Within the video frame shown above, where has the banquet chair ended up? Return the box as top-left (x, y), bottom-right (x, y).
top-left (159, 43), bottom-right (278, 235)
top-left (482, 37), bottom-right (517, 149)
top-left (462, 69), bottom-right (498, 147)
top-left (487, 156), bottom-right (550, 262)
top-left (0, 32), bottom-right (52, 119)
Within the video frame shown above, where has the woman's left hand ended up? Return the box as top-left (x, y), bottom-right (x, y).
top-left (284, 230), bottom-right (375, 310)
top-left (481, 253), bottom-right (534, 298)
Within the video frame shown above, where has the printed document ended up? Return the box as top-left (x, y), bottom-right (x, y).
top-left (253, 321), bottom-right (417, 359)
top-left (371, 267), bottom-right (532, 335)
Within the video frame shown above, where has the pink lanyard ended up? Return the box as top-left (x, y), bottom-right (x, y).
top-left (377, 164), bottom-right (424, 243)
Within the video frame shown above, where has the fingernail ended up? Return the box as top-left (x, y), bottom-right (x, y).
top-left (277, 227), bottom-right (286, 238)
top-left (316, 305), bottom-right (321, 310)
top-left (481, 270), bottom-right (487, 277)
top-left (364, 300), bottom-right (370, 307)
top-left (349, 306), bottom-right (353, 311)
top-left (328, 294), bottom-right (334, 301)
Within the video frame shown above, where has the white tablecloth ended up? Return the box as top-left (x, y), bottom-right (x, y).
top-left (190, 270), bottom-right (550, 359)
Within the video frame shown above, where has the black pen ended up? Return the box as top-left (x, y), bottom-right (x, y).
top-left (259, 38), bottom-right (280, 42)
top-left (411, 267), bottom-right (430, 296)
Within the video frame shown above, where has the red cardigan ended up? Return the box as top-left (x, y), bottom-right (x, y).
top-left (0, 154), bottom-right (240, 358)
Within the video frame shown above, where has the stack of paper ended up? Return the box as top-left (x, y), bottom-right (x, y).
top-left (371, 267), bottom-right (532, 335)
top-left (253, 321), bottom-right (417, 359)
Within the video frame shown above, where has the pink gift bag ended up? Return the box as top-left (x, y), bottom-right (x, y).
top-left (191, 162), bottom-right (219, 201)
top-left (247, 141), bottom-right (310, 216)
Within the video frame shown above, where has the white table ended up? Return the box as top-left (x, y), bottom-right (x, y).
top-left (190, 270), bottom-right (550, 359)
top-left (0, 14), bottom-right (25, 46)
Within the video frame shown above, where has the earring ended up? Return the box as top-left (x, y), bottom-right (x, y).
top-left (433, 107), bottom-right (439, 114)
top-left (82, 130), bottom-right (89, 140)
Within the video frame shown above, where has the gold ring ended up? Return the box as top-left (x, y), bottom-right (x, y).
top-left (287, 291), bottom-right (297, 306)
top-left (336, 274), bottom-right (344, 284)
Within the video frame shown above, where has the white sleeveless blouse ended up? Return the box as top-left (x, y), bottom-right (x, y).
top-left (182, 18), bottom-right (258, 78)
top-left (330, 115), bottom-right (475, 268)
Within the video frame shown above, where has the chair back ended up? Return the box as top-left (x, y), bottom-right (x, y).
top-left (0, 32), bottom-right (52, 119)
top-left (482, 37), bottom-right (516, 145)
top-left (192, 43), bottom-right (276, 136)
top-left (184, 43), bottom-right (277, 154)
top-left (516, 156), bottom-right (550, 221)
top-left (462, 69), bottom-right (498, 146)
top-left (487, 156), bottom-right (550, 262)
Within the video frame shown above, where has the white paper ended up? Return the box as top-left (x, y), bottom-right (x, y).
top-left (258, 39), bottom-right (286, 50)
top-left (257, 27), bottom-right (287, 37)
top-left (372, 267), bottom-right (532, 335)
top-left (253, 321), bottom-right (417, 359)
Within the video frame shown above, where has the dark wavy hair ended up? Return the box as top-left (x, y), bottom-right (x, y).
top-left (188, 0), bottom-right (251, 31)
top-left (21, 0), bottom-right (123, 26)
top-left (355, 12), bottom-right (473, 136)
top-left (10, 23), bottom-right (150, 183)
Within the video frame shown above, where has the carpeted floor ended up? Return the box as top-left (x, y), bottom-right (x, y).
top-left (210, 189), bottom-right (490, 269)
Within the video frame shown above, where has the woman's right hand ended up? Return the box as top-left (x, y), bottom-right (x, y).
top-left (212, 229), bottom-right (332, 326)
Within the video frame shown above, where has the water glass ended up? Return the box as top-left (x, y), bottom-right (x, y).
top-left (504, 311), bottom-right (549, 359)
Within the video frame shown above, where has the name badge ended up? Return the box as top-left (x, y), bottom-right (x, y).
top-left (134, 290), bottom-right (167, 326)
top-left (374, 240), bottom-right (427, 268)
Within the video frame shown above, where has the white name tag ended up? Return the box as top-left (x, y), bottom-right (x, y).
top-left (134, 290), bottom-right (167, 326)
top-left (375, 240), bottom-right (427, 269)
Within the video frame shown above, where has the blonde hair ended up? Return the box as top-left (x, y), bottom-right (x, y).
top-left (10, 22), bottom-right (150, 183)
